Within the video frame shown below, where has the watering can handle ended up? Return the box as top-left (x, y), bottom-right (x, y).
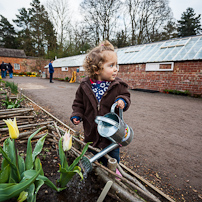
top-left (111, 103), bottom-right (123, 120)
top-left (95, 116), bottom-right (119, 128)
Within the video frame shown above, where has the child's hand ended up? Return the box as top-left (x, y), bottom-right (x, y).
top-left (73, 118), bottom-right (80, 125)
top-left (116, 99), bottom-right (125, 109)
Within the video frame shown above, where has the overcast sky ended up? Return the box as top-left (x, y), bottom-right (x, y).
top-left (0, 0), bottom-right (201, 26)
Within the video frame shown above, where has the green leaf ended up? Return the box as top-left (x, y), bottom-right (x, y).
top-left (1, 158), bottom-right (9, 171)
top-left (7, 105), bottom-right (14, 109)
top-left (68, 142), bottom-right (91, 171)
top-left (0, 146), bottom-right (18, 173)
top-left (38, 175), bottom-right (65, 192)
top-left (21, 170), bottom-right (37, 181)
top-left (73, 166), bottom-right (83, 180)
top-left (58, 165), bottom-right (67, 173)
top-left (2, 139), bottom-right (10, 158)
top-left (26, 183), bottom-right (35, 202)
top-left (18, 155), bottom-right (25, 176)
top-left (7, 139), bottom-right (21, 182)
top-left (57, 142), bottom-right (91, 187)
top-left (1, 139), bottom-right (21, 183)
top-left (32, 133), bottom-right (47, 162)
top-left (34, 157), bottom-right (44, 176)
top-left (1, 140), bottom-right (20, 182)
top-left (58, 137), bottom-right (68, 168)
top-left (34, 179), bottom-right (44, 197)
top-left (8, 176), bottom-right (16, 183)
top-left (0, 164), bottom-right (10, 183)
top-left (22, 170), bottom-right (64, 192)
top-left (0, 183), bottom-right (16, 190)
top-left (59, 172), bottom-right (76, 188)
top-left (59, 167), bottom-right (83, 188)
top-left (0, 168), bottom-right (41, 202)
top-left (25, 128), bottom-right (43, 170)
top-left (7, 139), bottom-right (16, 166)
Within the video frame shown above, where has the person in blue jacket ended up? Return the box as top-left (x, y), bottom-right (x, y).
top-left (0, 62), bottom-right (7, 78)
top-left (8, 63), bottom-right (13, 78)
top-left (49, 60), bottom-right (54, 83)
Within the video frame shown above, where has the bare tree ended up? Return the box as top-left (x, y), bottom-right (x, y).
top-left (126, 0), bottom-right (140, 45)
top-left (80, 0), bottom-right (122, 45)
top-left (125, 0), bottom-right (172, 45)
top-left (45, 0), bottom-right (70, 47)
top-left (64, 23), bottom-right (91, 56)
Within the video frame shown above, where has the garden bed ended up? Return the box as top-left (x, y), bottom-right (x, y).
top-left (0, 99), bottom-right (115, 201)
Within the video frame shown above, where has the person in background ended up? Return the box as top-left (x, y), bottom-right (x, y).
top-left (0, 62), bottom-right (7, 78)
top-left (0, 63), bottom-right (2, 78)
top-left (70, 40), bottom-right (131, 176)
top-left (49, 59), bottom-right (54, 83)
top-left (8, 63), bottom-right (13, 79)
top-left (38, 69), bottom-right (42, 77)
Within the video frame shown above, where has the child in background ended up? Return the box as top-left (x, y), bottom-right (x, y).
top-left (70, 40), bottom-right (131, 169)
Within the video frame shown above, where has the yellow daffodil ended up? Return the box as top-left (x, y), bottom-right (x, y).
top-left (63, 130), bottom-right (72, 151)
top-left (3, 117), bottom-right (19, 139)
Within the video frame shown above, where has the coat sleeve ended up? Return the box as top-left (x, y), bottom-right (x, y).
top-left (70, 85), bottom-right (85, 119)
top-left (115, 84), bottom-right (131, 111)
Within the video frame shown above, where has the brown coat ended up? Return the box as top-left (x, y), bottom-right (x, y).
top-left (70, 77), bottom-right (131, 149)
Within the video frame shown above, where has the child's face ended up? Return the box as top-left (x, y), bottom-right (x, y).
top-left (97, 51), bottom-right (118, 81)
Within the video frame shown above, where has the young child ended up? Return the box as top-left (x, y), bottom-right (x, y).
top-left (70, 40), bottom-right (131, 168)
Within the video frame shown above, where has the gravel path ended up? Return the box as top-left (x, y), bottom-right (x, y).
top-left (5, 76), bottom-right (202, 201)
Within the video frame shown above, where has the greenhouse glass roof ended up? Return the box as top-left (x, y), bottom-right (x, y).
top-left (117, 35), bottom-right (202, 64)
top-left (47, 35), bottom-right (202, 68)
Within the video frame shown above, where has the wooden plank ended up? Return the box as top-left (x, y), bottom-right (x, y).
top-left (120, 163), bottom-right (175, 202)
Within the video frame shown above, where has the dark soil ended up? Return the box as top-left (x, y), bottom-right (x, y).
top-left (3, 76), bottom-right (202, 202)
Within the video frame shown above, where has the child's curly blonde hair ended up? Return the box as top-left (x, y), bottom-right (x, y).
top-left (83, 40), bottom-right (115, 80)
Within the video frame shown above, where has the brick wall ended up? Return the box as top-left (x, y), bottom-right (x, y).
top-left (117, 61), bottom-right (202, 96)
top-left (0, 56), bottom-right (49, 73)
top-left (44, 60), bottom-right (202, 97)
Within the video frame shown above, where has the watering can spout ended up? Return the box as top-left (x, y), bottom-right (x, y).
top-left (80, 143), bottom-right (119, 173)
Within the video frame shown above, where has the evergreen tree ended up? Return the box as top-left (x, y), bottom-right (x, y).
top-left (13, 0), bottom-right (57, 57)
top-left (111, 30), bottom-right (130, 48)
top-left (30, 0), bottom-right (57, 57)
top-left (13, 7), bottom-right (35, 56)
top-left (29, 0), bottom-right (47, 56)
top-left (160, 21), bottom-right (178, 41)
top-left (177, 7), bottom-right (202, 37)
top-left (0, 15), bottom-right (19, 48)
top-left (43, 12), bottom-right (57, 59)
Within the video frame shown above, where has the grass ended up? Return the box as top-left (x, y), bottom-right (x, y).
top-left (163, 89), bottom-right (191, 96)
top-left (5, 81), bottom-right (18, 94)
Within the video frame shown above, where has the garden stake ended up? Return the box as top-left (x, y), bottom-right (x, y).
top-left (97, 180), bottom-right (113, 202)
